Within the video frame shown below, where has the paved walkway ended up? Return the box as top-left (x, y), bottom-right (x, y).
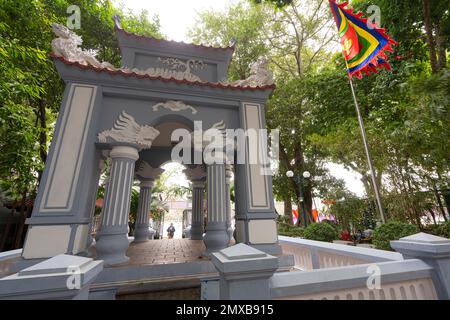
top-left (123, 239), bottom-right (206, 266)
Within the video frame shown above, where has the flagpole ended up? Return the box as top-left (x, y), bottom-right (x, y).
top-left (348, 78), bottom-right (387, 224)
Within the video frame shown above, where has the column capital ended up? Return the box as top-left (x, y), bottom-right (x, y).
top-left (135, 161), bottom-right (164, 181)
top-left (110, 145), bottom-right (139, 161)
top-left (184, 165), bottom-right (206, 182)
top-left (140, 180), bottom-right (155, 188)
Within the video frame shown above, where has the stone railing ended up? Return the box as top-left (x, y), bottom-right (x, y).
top-left (204, 233), bottom-right (450, 300)
top-left (279, 236), bottom-right (402, 270)
top-left (270, 259), bottom-right (437, 300)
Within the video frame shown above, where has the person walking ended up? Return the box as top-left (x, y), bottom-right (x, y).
top-left (167, 223), bottom-right (175, 239)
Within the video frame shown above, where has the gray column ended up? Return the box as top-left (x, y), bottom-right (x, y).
top-left (225, 165), bottom-right (234, 244)
top-left (203, 163), bottom-right (229, 256)
top-left (191, 180), bottom-right (205, 240)
top-left (133, 180), bottom-right (154, 242)
top-left (95, 146), bottom-right (139, 266)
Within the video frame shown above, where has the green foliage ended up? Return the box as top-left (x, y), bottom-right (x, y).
top-left (303, 222), bottom-right (339, 242)
top-left (373, 222), bottom-right (419, 251)
top-left (430, 221), bottom-right (450, 239)
top-left (189, 1), bottom-right (270, 80)
top-left (278, 217), bottom-right (304, 237)
top-left (251, 0), bottom-right (293, 8)
top-left (0, 0), bottom-right (163, 201)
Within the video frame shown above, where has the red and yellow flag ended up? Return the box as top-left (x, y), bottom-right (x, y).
top-left (329, 0), bottom-right (398, 79)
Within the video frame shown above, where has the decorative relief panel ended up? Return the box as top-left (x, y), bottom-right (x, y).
top-left (98, 111), bottom-right (160, 150)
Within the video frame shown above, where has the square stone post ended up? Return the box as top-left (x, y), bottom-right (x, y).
top-left (211, 243), bottom-right (278, 300)
top-left (391, 232), bottom-right (450, 300)
top-left (0, 254), bottom-right (103, 300)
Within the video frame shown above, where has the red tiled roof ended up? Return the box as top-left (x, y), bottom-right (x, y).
top-left (50, 53), bottom-right (275, 91)
top-left (115, 25), bottom-right (235, 53)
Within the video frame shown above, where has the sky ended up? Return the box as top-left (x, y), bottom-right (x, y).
top-left (112, 0), bottom-right (366, 198)
top-left (113, 0), bottom-right (231, 42)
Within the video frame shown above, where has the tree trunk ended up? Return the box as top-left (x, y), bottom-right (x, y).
top-left (406, 177), bottom-right (423, 230)
top-left (284, 197), bottom-right (293, 224)
top-left (14, 192), bottom-right (28, 249)
top-left (427, 208), bottom-right (437, 225)
top-left (304, 183), bottom-right (313, 224)
top-left (422, 0), bottom-right (439, 73)
top-left (433, 183), bottom-right (447, 221)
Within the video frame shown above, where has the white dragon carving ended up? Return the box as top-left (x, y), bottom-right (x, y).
top-left (98, 111), bottom-right (160, 149)
top-left (230, 58), bottom-right (275, 87)
top-left (51, 23), bottom-right (117, 70)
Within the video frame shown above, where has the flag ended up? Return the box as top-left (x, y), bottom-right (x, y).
top-left (292, 209), bottom-right (298, 225)
top-left (329, 0), bottom-right (397, 79)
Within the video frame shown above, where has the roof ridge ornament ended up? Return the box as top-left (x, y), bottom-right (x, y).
top-left (51, 23), bottom-right (118, 71)
top-left (229, 57), bottom-right (275, 87)
top-left (98, 111), bottom-right (160, 150)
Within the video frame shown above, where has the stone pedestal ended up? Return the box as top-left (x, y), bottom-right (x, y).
top-left (203, 163), bottom-right (229, 256)
top-left (0, 254), bottom-right (103, 300)
top-left (211, 243), bottom-right (278, 300)
top-left (95, 146), bottom-right (139, 266)
top-left (391, 232), bottom-right (450, 300)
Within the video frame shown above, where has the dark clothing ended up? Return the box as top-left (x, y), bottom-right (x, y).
top-left (167, 226), bottom-right (175, 239)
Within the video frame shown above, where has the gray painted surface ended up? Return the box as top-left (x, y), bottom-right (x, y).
top-left (0, 249), bottom-right (22, 261)
top-left (270, 259), bottom-right (433, 298)
top-left (23, 24), bottom-right (279, 268)
top-left (279, 235), bottom-right (403, 264)
top-left (211, 244), bottom-right (278, 300)
top-left (0, 254), bottom-right (103, 300)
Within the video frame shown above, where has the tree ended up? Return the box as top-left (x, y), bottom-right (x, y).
top-left (0, 0), bottom-right (163, 204)
top-left (189, 1), bottom-right (270, 81)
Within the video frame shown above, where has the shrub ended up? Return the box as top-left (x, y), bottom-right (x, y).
top-left (277, 220), bottom-right (304, 238)
top-left (279, 227), bottom-right (304, 238)
top-left (434, 221), bottom-right (450, 238)
top-left (373, 222), bottom-right (419, 251)
top-left (303, 222), bottom-right (338, 242)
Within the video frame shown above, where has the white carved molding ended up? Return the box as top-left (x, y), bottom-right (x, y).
top-left (183, 165), bottom-right (206, 182)
top-left (152, 100), bottom-right (197, 114)
top-left (98, 111), bottom-right (160, 149)
top-left (135, 161), bottom-right (164, 181)
top-left (229, 58), bottom-right (274, 87)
